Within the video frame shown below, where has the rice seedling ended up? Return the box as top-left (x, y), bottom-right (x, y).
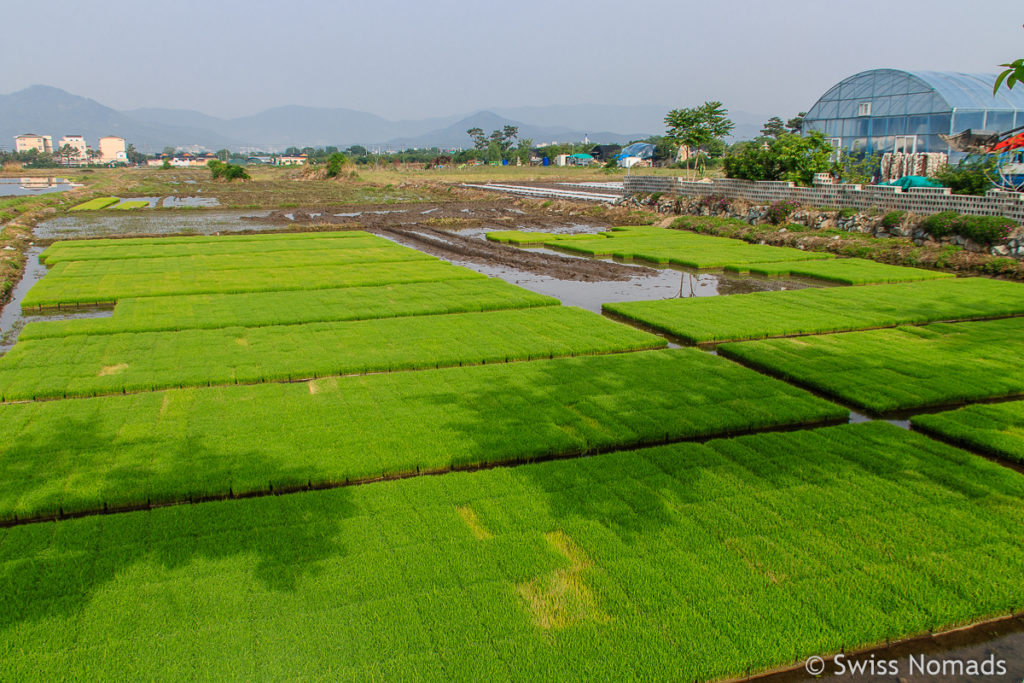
top-left (912, 400), bottom-right (1024, 463)
top-left (0, 348), bottom-right (844, 519)
top-left (113, 200), bottom-right (149, 211)
top-left (0, 307), bottom-right (666, 400)
top-left (22, 259), bottom-right (483, 307)
top-left (20, 279), bottom-right (560, 338)
top-left (68, 197), bottom-right (120, 211)
top-left (719, 317), bottom-right (1024, 413)
top-left (40, 231), bottom-right (385, 264)
top-left (604, 278), bottom-right (1024, 343)
top-left (724, 258), bottom-right (952, 285)
top-left (1, 423), bottom-right (1020, 681)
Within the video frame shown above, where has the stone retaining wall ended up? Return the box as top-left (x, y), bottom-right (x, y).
top-left (623, 176), bottom-right (1024, 224)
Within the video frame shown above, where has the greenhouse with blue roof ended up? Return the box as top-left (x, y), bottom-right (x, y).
top-left (801, 69), bottom-right (1024, 157)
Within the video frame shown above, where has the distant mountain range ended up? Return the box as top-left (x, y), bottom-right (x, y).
top-left (0, 85), bottom-right (770, 153)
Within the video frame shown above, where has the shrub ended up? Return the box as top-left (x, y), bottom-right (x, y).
top-left (881, 210), bottom-right (906, 228)
top-left (929, 155), bottom-right (996, 196)
top-left (765, 199), bottom-right (800, 225)
top-left (208, 159), bottom-right (250, 182)
top-left (837, 207), bottom-right (857, 219)
top-left (325, 152), bottom-right (348, 178)
top-left (697, 194), bottom-right (730, 213)
top-left (920, 211), bottom-right (1016, 244)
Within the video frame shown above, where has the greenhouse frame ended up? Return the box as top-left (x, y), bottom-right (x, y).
top-left (801, 69), bottom-right (1024, 157)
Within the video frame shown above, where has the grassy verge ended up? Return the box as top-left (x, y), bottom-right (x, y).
top-left (912, 401), bottom-right (1024, 464)
top-left (0, 306), bottom-right (665, 401)
top-left (604, 278), bottom-right (1024, 344)
top-left (21, 279), bottom-right (558, 338)
top-left (1, 423), bottom-right (1020, 680)
top-left (0, 348), bottom-right (843, 520)
top-left (719, 317), bottom-right (1024, 413)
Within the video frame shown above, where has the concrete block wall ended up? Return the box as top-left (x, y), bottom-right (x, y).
top-left (623, 176), bottom-right (1024, 223)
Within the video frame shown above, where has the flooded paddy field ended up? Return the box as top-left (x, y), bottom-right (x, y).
top-left (34, 208), bottom-right (280, 240)
top-left (0, 177), bottom-right (80, 196)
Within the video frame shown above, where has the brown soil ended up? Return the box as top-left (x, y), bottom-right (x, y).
top-left (373, 226), bottom-right (653, 281)
top-left (248, 198), bottom-right (657, 281)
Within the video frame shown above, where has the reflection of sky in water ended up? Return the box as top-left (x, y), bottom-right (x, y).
top-left (0, 177), bottom-right (80, 196)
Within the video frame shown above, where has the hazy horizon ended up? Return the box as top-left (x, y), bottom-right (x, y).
top-left (2, 0), bottom-right (1021, 121)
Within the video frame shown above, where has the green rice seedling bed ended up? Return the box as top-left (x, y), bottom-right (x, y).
top-left (20, 279), bottom-right (559, 339)
top-left (21, 259), bottom-right (482, 307)
top-left (0, 348), bottom-right (844, 520)
top-left (604, 278), bottom-right (1024, 344)
top-left (725, 258), bottom-right (952, 285)
top-left (2, 423), bottom-right (1021, 681)
top-left (68, 197), bottom-right (120, 211)
top-left (719, 317), bottom-right (1024, 413)
top-left (113, 200), bottom-right (149, 210)
top-left (44, 244), bottom-right (433, 279)
top-left (0, 307), bottom-right (665, 400)
top-left (491, 226), bottom-right (831, 268)
top-left (552, 236), bottom-right (832, 268)
top-left (40, 230), bottom-right (371, 263)
top-left (912, 401), bottom-right (1024, 464)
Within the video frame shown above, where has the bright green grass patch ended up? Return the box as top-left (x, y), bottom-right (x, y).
top-left (913, 401), bottom-right (1024, 464)
top-left (22, 259), bottom-right (482, 307)
top-left (113, 200), bottom-right (149, 211)
top-left (490, 225), bottom-right (832, 268)
top-left (45, 244), bottom-right (432, 279)
top-left (0, 348), bottom-right (843, 519)
top-left (40, 231), bottom-right (379, 264)
top-left (0, 307), bottom-right (665, 400)
top-left (20, 279), bottom-right (559, 338)
top-left (68, 197), bottom-right (120, 211)
top-left (604, 278), bottom-right (1024, 344)
top-left (2, 423), bottom-right (1021, 681)
top-left (719, 317), bottom-right (1024, 413)
top-left (725, 258), bottom-right (952, 285)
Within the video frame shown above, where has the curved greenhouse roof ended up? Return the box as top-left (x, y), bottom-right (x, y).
top-left (803, 69), bottom-right (1024, 156)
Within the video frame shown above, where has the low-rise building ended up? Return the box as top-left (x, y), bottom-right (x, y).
top-left (14, 134), bottom-right (53, 155)
top-left (98, 136), bottom-right (128, 164)
top-left (276, 154), bottom-right (307, 166)
top-left (58, 135), bottom-right (89, 165)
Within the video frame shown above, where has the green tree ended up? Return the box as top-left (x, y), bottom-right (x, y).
top-left (664, 101), bottom-right (734, 178)
top-left (125, 143), bottom-right (146, 165)
top-left (723, 131), bottom-right (833, 186)
top-left (929, 155), bottom-right (996, 195)
top-left (162, 146), bottom-right (176, 156)
top-left (786, 112), bottom-right (806, 134)
top-left (760, 117), bottom-right (786, 138)
top-left (214, 149), bottom-right (231, 162)
top-left (994, 59), bottom-right (1024, 94)
top-left (347, 145), bottom-right (367, 156)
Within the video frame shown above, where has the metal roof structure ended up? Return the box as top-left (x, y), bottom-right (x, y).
top-left (803, 69), bottom-right (1024, 156)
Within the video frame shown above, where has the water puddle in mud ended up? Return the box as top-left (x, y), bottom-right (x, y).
top-left (757, 616), bottom-right (1024, 682)
top-left (0, 248), bottom-right (112, 355)
top-left (0, 177), bottom-right (80, 196)
top-left (162, 196), bottom-right (221, 208)
top-left (34, 209), bottom-right (280, 239)
top-left (439, 227), bottom-right (822, 315)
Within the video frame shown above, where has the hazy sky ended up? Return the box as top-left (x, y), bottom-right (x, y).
top-left (2, 0), bottom-right (1021, 119)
